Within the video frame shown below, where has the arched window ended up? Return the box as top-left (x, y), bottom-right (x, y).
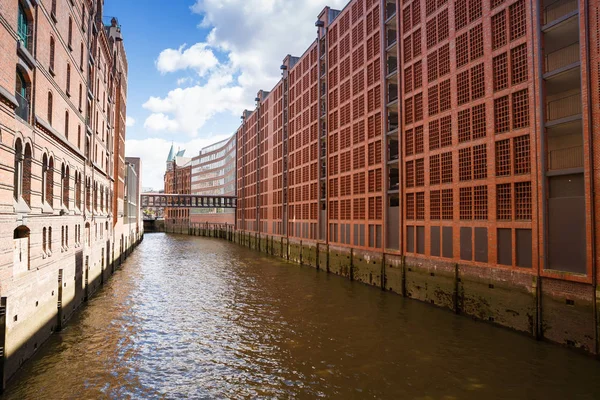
top-left (47, 92), bottom-right (53, 124)
top-left (16, 68), bottom-right (29, 121)
top-left (61, 226), bottom-right (64, 249)
top-left (77, 125), bottom-right (81, 149)
top-left (46, 156), bottom-right (54, 206)
top-left (13, 138), bottom-right (23, 200)
top-left (49, 37), bottom-right (55, 72)
top-left (66, 64), bottom-right (71, 94)
top-left (48, 226), bottom-right (52, 253)
top-left (51, 0), bottom-right (56, 17)
top-left (23, 143), bottom-right (32, 205)
top-left (65, 111), bottom-right (69, 139)
top-left (65, 226), bottom-right (69, 248)
top-left (42, 153), bottom-right (48, 202)
top-left (62, 164), bottom-right (69, 208)
top-left (78, 83), bottom-right (82, 110)
top-left (42, 227), bottom-right (47, 254)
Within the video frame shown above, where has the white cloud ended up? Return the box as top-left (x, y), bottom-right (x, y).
top-left (144, 0), bottom-right (348, 137)
top-left (125, 135), bottom-right (232, 189)
top-left (176, 77), bottom-right (193, 86)
top-left (126, 116), bottom-right (136, 127)
top-left (156, 43), bottom-right (219, 76)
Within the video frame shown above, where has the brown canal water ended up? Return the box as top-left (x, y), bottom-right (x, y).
top-left (3, 233), bottom-right (600, 399)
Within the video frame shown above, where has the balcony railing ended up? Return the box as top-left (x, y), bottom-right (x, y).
top-left (15, 92), bottom-right (29, 121)
top-left (548, 145), bottom-right (583, 170)
top-left (543, 0), bottom-right (578, 25)
top-left (545, 42), bottom-right (580, 72)
top-left (386, 31), bottom-right (397, 48)
top-left (546, 92), bottom-right (581, 121)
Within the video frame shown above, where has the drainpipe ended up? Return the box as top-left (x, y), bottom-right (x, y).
top-left (533, 0), bottom-right (545, 340)
top-left (583, 0), bottom-right (598, 355)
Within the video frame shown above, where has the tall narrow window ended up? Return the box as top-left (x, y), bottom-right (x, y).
top-left (42, 153), bottom-right (48, 203)
top-left (78, 83), bottom-right (82, 110)
top-left (43, 227), bottom-right (47, 254)
top-left (23, 143), bottom-right (32, 205)
top-left (49, 37), bottom-right (55, 72)
top-left (16, 69), bottom-right (29, 121)
top-left (78, 125), bottom-right (81, 149)
top-left (65, 111), bottom-right (69, 139)
top-left (51, 0), bottom-right (57, 17)
top-left (68, 17), bottom-right (73, 47)
top-left (62, 164), bottom-right (69, 209)
top-left (48, 227), bottom-right (52, 253)
top-left (80, 42), bottom-right (84, 70)
top-left (47, 92), bottom-right (53, 124)
top-left (82, 6), bottom-right (86, 31)
top-left (17, 3), bottom-right (29, 50)
top-left (13, 139), bottom-right (23, 200)
top-left (46, 157), bottom-right (54, 206)
top-left (66, 64), bottom-right (71, 94)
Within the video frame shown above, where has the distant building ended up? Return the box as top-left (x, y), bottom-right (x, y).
top-left (164, 144), bottom-right (191, 226)
top-left (190, 135), bottom-right (237, 225)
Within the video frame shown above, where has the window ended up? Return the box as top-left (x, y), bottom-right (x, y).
top-left (78, 84), bottom-right (82, 110)
top-left (65, 111), bottom-right (69, 139)
top-left (80, 42), bottom-right (84, 70)
top-left (13, 139), bottom-right (23, 200)
top-left (16, 69), bottom-right (29, 121)
top-left (49, 37), bottom-right (55, 72)
top-left (47, 92), bottom-right (53, 124)
top-left (68, 17), bottom-right (73, 47)
top-left (62, 164), bottom-right (69, 209)
top-left (17, 2), bottom-right (30, 50)
top-left (66, 64), bottom-right (71, 94)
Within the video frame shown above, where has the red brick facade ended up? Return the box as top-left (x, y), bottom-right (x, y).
top-left (235, 0), bottom-right (599, 286)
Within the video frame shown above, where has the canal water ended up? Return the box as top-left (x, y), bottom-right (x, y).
top-left (3, 233), bottom-right (600, 399)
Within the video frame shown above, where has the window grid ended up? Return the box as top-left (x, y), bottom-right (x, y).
top-left (513, 134), bottom-right (531, 174)
top-left (458, 109), bottom-right (471, 142)
top-left (416, 158), bottom-right (425, 186)
top-left (509, 0), bottom-right (526, 42)
top-left (457, 70), bottom-right (471, 105)
top-left (416, 192), bottom-right (425, 220)
top-left (430, 154), bottom-right (441, 184)
top-left (474, 185), bottom-right (488, 220)
top-left (496, 183), bottom-right (512, 220)
top-left (493, 53), bottom-right (509, 92)
top-left (429, 119), bottom-right (440, 150)
top-left (460, 187), bottom-right (473, 220)
top-left (456, 32), bottom-right (469, 67)
top-left (441, 151), bottom-right (453, 183)
top-left (439, 80), bottom-right (451, 111)
top-left (406, 160), bottom-right (415, 187)
top-left (494, 95), bottom-right (510, 133)
top-left (430, 190), bottom-right (441, 219)
top-left (495, 139), bottom-right (511, 176)
top-left (442, 189), bottom-right (454, 219)
top-left (440, 115), bottom-right (452, 147)
top-left (406, 193), bottom-right (415, 219)
top-left (473, 144), bottom-right (487, 179)
top-left (405, 128), bottom-right (414, 156)
top-left (428, 51), bottom-right (439, 82)
top-left (471, 63), bottom-right (485, 100)
top-left (512, 89), bottom-right (529, 129)
top-left (428, 84), bottom-right (440, 115)
top-left (470, 24), bottom-right (484, 61)
top-left (439, 44), bottom-right (450, 76)
top-left (472, 103), bottom-right (487, 139)
top-left (492, 11), bottom-right (507, 50)
top-left (510, 43), bottom-right (528, 85)
top-left (414, 60), bottom-right (423, 89)
top-left (415, 125), bottom-right (424, 154)
top-left (459, 147), bottom-right (473, 181)
top-left (515, 181), bottom-right (532, 220)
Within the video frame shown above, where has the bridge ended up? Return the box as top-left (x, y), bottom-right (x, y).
top-left (140, 194), bottom-right (237, 209)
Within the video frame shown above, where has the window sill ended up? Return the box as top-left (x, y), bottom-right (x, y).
top-left (66, 90), bottom-right (71, 98)
top-left (68, 43), bottom-right (73, 52)
top-left (49, 67), bottom-right (56, 77)
top-left (51, 12), bottom-right (57, 24)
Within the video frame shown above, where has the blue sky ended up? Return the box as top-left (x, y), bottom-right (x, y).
top-left (105, 0), bottom-right (348, 189)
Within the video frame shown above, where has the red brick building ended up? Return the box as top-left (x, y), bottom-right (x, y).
top-left (164, 144), bottom-right (191, 226)
top-left (0, 0), bottom-right (140, 387)
top-left (234, 0), bottom-right (600, 352)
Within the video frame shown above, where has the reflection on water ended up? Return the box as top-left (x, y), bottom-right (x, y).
top-left (3, 233), bottom-right (600, 399)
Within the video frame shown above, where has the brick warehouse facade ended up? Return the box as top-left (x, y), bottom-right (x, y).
top-left (0, 0), bottom-right (142, 388)
top-left (232, 0), bottom-right (600, 354)
top-left (164, 145), bottom-right (192, 227)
